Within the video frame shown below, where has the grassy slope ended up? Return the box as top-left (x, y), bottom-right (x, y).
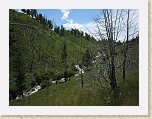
top-left (10, 76), bottom-right (102, 106)
top-left (9, 10), bottom-right (97, 71)
top-left (9, 10), bottom-right (139, 106)
top-left (10, 69), bottom-right (139, 106)
top-left (9, 10), bottom-right (97, 83)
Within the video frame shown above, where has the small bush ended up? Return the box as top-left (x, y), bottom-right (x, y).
top-left (41, 82), bottom-right (47, 89)
top-left (67, 69), bottom-right (75, 77)
top-left (9, 84), bottom-right (17, 100)
top-left (54, 72), bottom-right (64, 80)
top-left (41, 80), bottom-right (51, 89)
top-left (35, 70), bottom-right (53, 84)
top-left (30, 79), bottom-right (36, 87)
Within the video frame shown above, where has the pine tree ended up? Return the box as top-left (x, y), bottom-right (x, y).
top-left (21, 9), bottom-right (26, 13)
top-left (38, 13), bottom-right (43, 23)
top-left (30, 9), bottom-right (34, 18)
top-left (15, 49), bottom-right (26, 97)
top-left (26, 9), bottom-right (31, 16)
top-left (82, 49), bottom-right (92, 68)
top-left (62, 40), bottom-right (67, 82)
top-left (33, 9), bottom-right (37, 18)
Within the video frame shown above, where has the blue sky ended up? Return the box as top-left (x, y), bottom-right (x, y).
top-left (36, 9), bottom-right (101, 26)
top-left (16, 9), bottom-right (101, 36)
top-left (16, 9), bottom-right (139, 42)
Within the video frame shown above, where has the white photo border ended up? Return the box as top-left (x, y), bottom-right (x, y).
top-left (0, 0), bottom-right (148, 115)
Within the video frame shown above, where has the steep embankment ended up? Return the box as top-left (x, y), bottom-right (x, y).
top-left (9, 9), bottom-right (98, 101)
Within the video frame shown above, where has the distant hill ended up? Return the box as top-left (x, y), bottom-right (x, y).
top-left (9, 9), bottom-right (139, 106)
top-left (9, 9), bottom-right (98, 100)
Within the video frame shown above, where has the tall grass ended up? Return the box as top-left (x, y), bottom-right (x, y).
top-left (10, 70), bottom-right (139, 106)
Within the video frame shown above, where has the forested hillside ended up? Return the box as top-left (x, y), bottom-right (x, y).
top-left (9, 9), bottom-right (139, 106)
top-left (9, 9), bottom-right (98, 100)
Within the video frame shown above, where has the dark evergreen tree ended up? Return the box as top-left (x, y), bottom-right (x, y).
top-left (9, 24), bottom-right (28, 99)
top-left (47, 20), bottom-right (50, 28)
top-left (61, 40), bottom-right (67, 82)
top-left (50, 20), bottom-right (53, 29)
top-left (77, 29), bottom-right (80, 38)
top-left (47, 20), bottom-right (53, 29)
top-left (81, 31), bottom-right (83, 38)
top-left (42, 16), bottom-right (46, 26)
top-left (71, 28), bottom-right (74, 35)
top-left (36, 13), bottom-right (39, 21)
top-left (74, 28), bottom-right (77, 38)
top-left (45, 16), bottom-right (48, 27)
top-left (15, 49), bottom-right (26, 97)
top-left (21, 9), bottom-right (26, 13)
top-left (62, 41), bottom-right (67, 62)
top-left (30, 9), bottom-right (34, 18)
top-left (85, 33), bottom-right (90, 40)
top-left (54, 26), bottom-right (60, 35)
top-left (33, 9), bottom-right (37, 18)
top-left (38, 13), bottom-right (43, 23)
top-left (82, 49), bottom-right (92, 68)
top-left (60, 25), bottom-right (64, 37)
top-left (26, 9), bottom-right (31, 16)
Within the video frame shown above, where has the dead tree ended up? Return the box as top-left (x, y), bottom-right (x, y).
top-left (91, 9), bottom-right (125, 91)
top-left (122, 9), bottom-right (139, 81)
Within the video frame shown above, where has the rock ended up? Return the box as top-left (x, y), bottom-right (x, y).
top-left (36, 85), bottom-right (41, 90)
top-left (52, 81), bottom-right (56, 84)
top-left (60, 78), bottom-right (65, 83)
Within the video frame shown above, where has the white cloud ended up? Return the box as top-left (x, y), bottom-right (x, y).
top-left (60, 9), bottom-right (85, 31)
top-left (61, 9), bottom-right (85, 33)
top-left (61, 9), bottom-right (138, 42)
top-left (63, 20), bottom-right (98, 39)
top-left (66, 19), bottom-right (73, 24)
top-left (82, 22), bottom-right (104, 40)
top-left (18, 9), bottom-right (27, 14)
top-left (60, 9), bottom-right (99, 39)
top-left (61, 9), bottom-right (70, 21)
top-left (18, 9), bottom-right (26, 14)
top-left (63, 19), bottom-right (83, 30)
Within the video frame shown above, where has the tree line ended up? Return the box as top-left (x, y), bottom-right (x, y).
top-left (21, 9), bottom-right (53, 29)
top-left (20, 9), bottom-right (96, 42)
top-left (81, 9), bottom-right (139, 92)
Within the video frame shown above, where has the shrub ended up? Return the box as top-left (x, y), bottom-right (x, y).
top-left (41, 80), bottom-right (50, 89)
top-left (41, 82), bottom-right (47, 89)
top-left (67, 69), bottom-right (75, 77)
top-left (30, 79), bottom-right (36, 87)
top-left (35, 72), bottom-right (42, 85)
top-left (35, 70), bottom-right (53, 84)
top-left (9, 84), bottom-right (17, 100)
top-left (41, 80), bottom-right (47, 89)
top-left (54, 72), bottom-right (64, 80)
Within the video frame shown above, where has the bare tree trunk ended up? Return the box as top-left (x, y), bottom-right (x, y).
top-left (123, 9), bottom-right (129, 81)
top-left (108, 39), bottom-right (117, 90)
top-left (111, 55), bottom-right (117, 90)
top-left (80, 36), bottom-right (83, 88)
top-left (81, 67), bottom-right (83, 88)
top-left (90, 9), bottom-right (138, 92)
top-left (105, 9), bottom-right (117, 90)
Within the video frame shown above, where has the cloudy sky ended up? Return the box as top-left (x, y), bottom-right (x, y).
top-left (36, 9), bottom-right (101, 34)
top-left (16, 9), bottom-right (100, 36)
top-left (16, 9), bottom-right (139, 42)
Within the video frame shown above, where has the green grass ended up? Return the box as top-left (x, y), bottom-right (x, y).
top-left (10, 69), bottom-right (139, 106)
top-left (10, 78), bottom-right (102, 106)
top-left (9, 9), bottom-right (139, 106)
top-left (10, 76), bottom-right (103, 106)
top-left (104, 69), bottom-right (139, 106)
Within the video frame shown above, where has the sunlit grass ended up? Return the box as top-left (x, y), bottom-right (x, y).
top-left (10, 69), bottom-right (139, 106)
